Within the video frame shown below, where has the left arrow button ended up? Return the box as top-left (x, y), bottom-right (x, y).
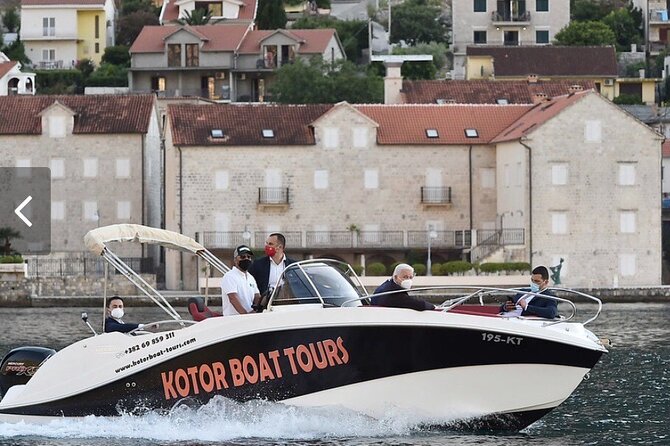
top-left (15, 195), bottom-right (33, 227)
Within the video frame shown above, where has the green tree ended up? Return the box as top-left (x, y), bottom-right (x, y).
top-left (612, 93), bottom-right (643, 104)
top-left (257, 0), bottom-right (287, 30)
top-left (102, 45), bottom-right (131, 67)
top-left (390, 0), bottom-right (448, 45)
top-left (121, 0), bottom-right (158, 16)
top-left (269, 57), bottom-right (382, 103)
top-left (2, 7), bottom-right (20, 33)
top-left (0, 227), bottom-right (21, 256)
top-left (2, 38), bottom-right (30, 65)
top-left (391, 42), bottom-right (449, 80)
top-left (571, 0), bottom-right (616, 22)
top-left (87, 63), bottom-right (129, 87)
top-left (292, 16), bottom-right (369, 62)
top-left (116, 10), bottom-right (159, 46)
top-left (178, 8), bottom-right (220, 25)
top-left (554, 20), bottom-right (617, 46)
top-left (602, 4), bottom-right (643, 52)
top-left (76, 58), bottom-right (95, 78)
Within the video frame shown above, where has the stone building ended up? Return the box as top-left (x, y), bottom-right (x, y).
top-left (163, 91), bottom-right (662, 289)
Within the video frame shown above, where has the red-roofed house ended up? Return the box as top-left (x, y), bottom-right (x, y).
top-left (129, 25), bottom-right (344, 102)
top-left (163, 91), bottom-right (662, 289)
top-left (0, 52), bottom-right (36, 95)
top-left (20, 0), bottom-right (116, 69)
top-left (159, 0), bottom-right (257, 25)
top-left (0, 95), bottom-right (161, 257)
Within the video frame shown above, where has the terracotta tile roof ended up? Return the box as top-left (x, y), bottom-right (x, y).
top-left (491, 90), bottom-right (590, 143)
top-left (663, 140), bottom-right (670, 158)
top-left (160, 0), bottom-right (256, 23)
top-left (130, 25), bottom-right (250, 53)
top-left (466, 46), bottom-right (618, 77)
top-left (21, 0), bottom-right (104, 5)
top-left (355, 104), bottom-right (532, 144)
top-left (0, 95), bottom-right (155, 134)
top-left (0, 61), bottom-right (18, 78)
top-left (237, 29), bottom-right (337, 54)
top-left (168, 103), bottom-right (332, 146)
top-left (402, 79), bottom-right (597, 104)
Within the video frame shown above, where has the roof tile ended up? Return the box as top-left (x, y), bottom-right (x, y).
top-left (130, 25), bottom-right (250, 53)
top-left (237, 29), bottom-right (336, 54)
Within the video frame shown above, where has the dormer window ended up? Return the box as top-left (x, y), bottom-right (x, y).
top-left (426, 129), bottom-right (439, 138)
top-left (465, 128), bottom-right (479, 138)
top-left (496, 98), bottom-right (509, 104)
top-left (211, 129), bottom-right (224, 138)
top-left (262, 129), bottom-right (275, 138)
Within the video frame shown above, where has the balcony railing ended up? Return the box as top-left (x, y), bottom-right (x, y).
top-left (421, 187), bottom-right (452, 204)
top-left (491, 10), bottom-right (530, 23)
top-left (258, 187), bottom-right (290, 205)
top-left (253, 231), bottom-right (302, 249)
top-left (407, 230), bottom-right (472, 248)
top-left (306, 231), bottom-right (354, 247)
top-left (197, 231), bottom-right (254, 249)
top-left (357, 231), bottom-right (404, 247)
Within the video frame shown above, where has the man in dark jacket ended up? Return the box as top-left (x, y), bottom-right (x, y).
top-left (372, 264), bottom-right (435, 311)
top-left (104, 296), bottom-right (144, 333)
top-left (500, 265), bottom-right (558, 318)
top-left (249, 233), bottom-right (296, 297)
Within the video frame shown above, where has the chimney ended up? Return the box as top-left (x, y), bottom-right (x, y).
top-left (568, 84), bottom-right (583, 94)
top-left (532, 93), bottom-right (549, 104)
top-left (383, 61), bottom-right (403, 105)
top-left (527, 74), bottom-right (539, 84)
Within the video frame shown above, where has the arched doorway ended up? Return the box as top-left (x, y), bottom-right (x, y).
top-left (8, 78), bottom-right (19, 95)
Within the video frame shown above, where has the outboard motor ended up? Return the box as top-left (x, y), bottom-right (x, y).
top-left (0, 346), bottom-right (55, 397)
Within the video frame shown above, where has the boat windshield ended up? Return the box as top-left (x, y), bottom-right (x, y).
top-left (270, 261), bottom-right (366, 308)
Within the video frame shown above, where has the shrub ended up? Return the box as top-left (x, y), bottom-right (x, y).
top-left (0, 255), bottom-right (23, 264)
top-left (352, 264), bottom-right (364, 275)
top-left (431, 263), bottom-right (444, 276)
top-left (366, 262), bottom-right (386, 276)
top-left (412, 263), bottom-right (427, 276)
top-left (479, 262), bottom-right (504, 273)
top-left (442, 260), bottom-right (474, 275)
top-left (509, 262), bottom-right (531, 272)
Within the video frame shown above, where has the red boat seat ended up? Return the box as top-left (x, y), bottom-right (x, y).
top-left (188, 297), bottom-right (222, 321)
top-left (447, 304), bottom-right (501, 317)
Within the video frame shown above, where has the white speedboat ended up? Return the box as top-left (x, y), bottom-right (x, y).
top-left (0, 224), bottom-right (608, 430)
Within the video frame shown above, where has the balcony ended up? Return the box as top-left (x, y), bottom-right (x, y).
top-left (407, 230), bottom-right (472, 248)
top-left (36, 60), bottom-right (69, 70)
top-left (258, 187), bottom-right (290, 208)
top-left (491, 10), bottom-right (531, 25)
top-left (421, 187), bottom-right (452, 206)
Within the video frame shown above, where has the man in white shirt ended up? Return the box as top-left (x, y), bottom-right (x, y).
top-left (221, 245), bottom-right (261, 315)
top-left (249, 233), bottom-right (296, 297)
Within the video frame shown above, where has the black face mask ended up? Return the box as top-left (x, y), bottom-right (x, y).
top-left (239, 259), bottom-right (252, 271)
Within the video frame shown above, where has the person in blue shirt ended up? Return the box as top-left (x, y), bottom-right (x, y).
top-left (372, 264), bottom-right (435, 311)
top-left (500, 265), bottom-right (558, 319)
top-left (104, 296), bottom-right (144, 333)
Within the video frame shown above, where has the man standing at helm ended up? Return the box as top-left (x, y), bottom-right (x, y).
top-left (371, 264), bottom-right (435, 311)
top-left (249, 233), bottom-right (296, 297)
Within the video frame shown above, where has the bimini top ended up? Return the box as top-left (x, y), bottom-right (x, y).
top-left (84, 224), bottom-right (205, 256)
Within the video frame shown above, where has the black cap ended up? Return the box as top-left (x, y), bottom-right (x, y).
top-left (233, 245), bottom-right (253, 257)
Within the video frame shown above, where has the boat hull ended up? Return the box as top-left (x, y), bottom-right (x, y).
top-left (0, 310), bottom-right (605, 430)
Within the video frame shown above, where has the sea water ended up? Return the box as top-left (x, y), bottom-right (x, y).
top-left (0, 303), bottom-right (668, 446)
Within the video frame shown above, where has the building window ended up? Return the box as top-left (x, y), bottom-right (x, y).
top-left (151, 76), bottom-right (166, 92)
top-left (536, 30), bottom-right (549, 44)
top-left (116, 159), bottom-right (130, 178)
top-left (585, 120), bottom-right (602, 142)
top-left (620, 211), bottom-right (636, 233)
top-left (168, 44), bottom-right (181, 67)
top-left (481, 168), bottom-right (495, 188)
top-left (215, 170), bottom-right (229, 190)
top-left (83, 201), bottom-right (98, 221)
top-left (426, 129), bottom-right (439, 138)
top-left (314, 170), bottom-right (329, 189)
top-left (536, 0), bottom-right (549, 12)
top-left (618, 163), bottom-right (636, 185)
top-left (323, 127), bottom-right (339, 149)
top-left (52, 201), bottom-right (65, 221)
top-left (474, 30), bottom-right (487, 44)
top-left (84, 158), bottom-right (98, 178)
top-left (48, 115), bottom-right (66, 138)
top-left (95, 43), bottom-right (100, 54)
top-left (551, 212), bottom-right (567, 234)
top-left (16, 159), bottom-right (31, 168)
top-left (50, 159), bottom-right (65, 178)
top-left (364, 169), bottom-right (379, 189)
top-left (117, 201), bottom-right (131, 220)
top-left (95, 15), bottom-right (100, 38)
top-left (42, 49), bottom-right (56, 62)
top-left (552, 163), bottom-right (568, 185)
top-left (186, 44), bottom-right (199, 67)
top-left (619, 253), bottom-right (636, 276)
top-left (474, 0), bottom-right (486, 12)
top-left (43, 17), bottom-right (55, 36)
top-left (353, 127), bottom-right (367, 148)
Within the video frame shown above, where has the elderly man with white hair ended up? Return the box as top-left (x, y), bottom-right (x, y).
top-left (371, 263), bottom-right (435, 311)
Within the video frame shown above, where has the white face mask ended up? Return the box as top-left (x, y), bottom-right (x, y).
top-left (400, 279), bottom-right (413, 289)
top-left (111, 308), bottom-right (124, 319)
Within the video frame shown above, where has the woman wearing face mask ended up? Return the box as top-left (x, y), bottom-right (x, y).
top-left (371, 264), bottom-right (435, 311)
top-left (104, 296), bottom-right (145, 333)
top-left (221, 245), bottom-right (262, 315)
top-left (500, 265), bottom-right (558, 319)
